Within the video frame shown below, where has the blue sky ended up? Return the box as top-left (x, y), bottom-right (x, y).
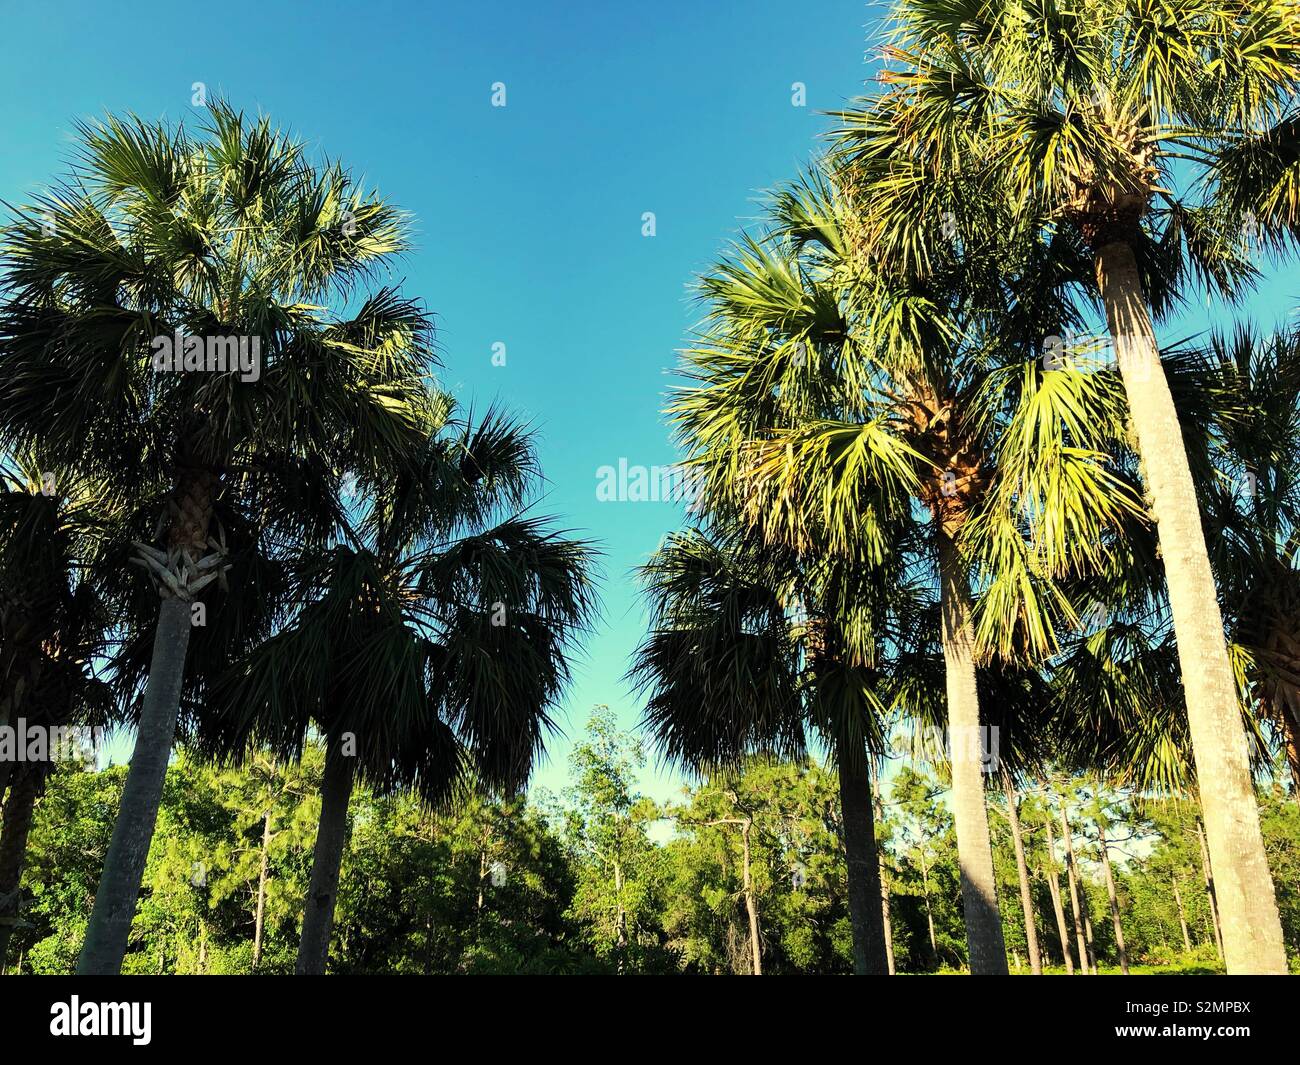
top-left (0, 0), bottom-right (882, 801)
top-left (3, 1), bottom-right (1294, 805)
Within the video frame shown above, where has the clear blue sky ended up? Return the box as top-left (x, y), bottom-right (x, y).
top-left (3, 2), bottom-right (1293, 804)
top-left (0, 0), bottom-right (881, 801)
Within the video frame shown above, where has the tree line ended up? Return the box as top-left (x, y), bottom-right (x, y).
top-left (4, 709), bottom-right (1296, 974)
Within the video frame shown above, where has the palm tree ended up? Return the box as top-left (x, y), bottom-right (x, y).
top-left (0, 456), bottom-right (116, 968)
top-left (202, 405), bottom-right (597, 974)
top-left (671, 168), bottom-right (1140, 972)
top-left (835, 0), bottom-right (1298, 971)
top-left (630, 523), bottom-right (906, 974)
top-left (1204, 325), bottom-right (1300, 797)
top-left (0, 104), bottom-right (438, 973)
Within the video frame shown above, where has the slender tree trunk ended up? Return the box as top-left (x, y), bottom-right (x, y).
top-left (1097, 824), bottom-right (1128, 974)
top-left (614, 859), bottom-right (627, 950)
top-left (1173, 878), bottom-right (1193, 953)
top-left (937, 533), bottom-right (1008, 974)
top-left (78, 596), bottom-right (193, 974)
top-left (0, 765), bottom-right (40, 972)
top-left (1002, 770), bottom-right (1042, 974)
top-left (873, 780), bottom-right (896, 975)
top-left (1082, 890), bottom-right (1098, 974)
top-left (880, 875), bottom-right (896, 975)
top-left (740, 819), bottom-right (762, 975)
top-left (296, 740), bottom-right (355, 975)
top-left (251, 810), bottom-right (272, 971)
top-left (613, 852), bottom-right (628, 975)
top-left (837, 742), bottom-right (889, 974)
top-left (920, 851), bottom-right (938, 963)
top-left (1043, 816), bottom-right (1075, 974)
top-left (1058, 803), bottom-right (1089, 975)
top-left (1094, 239), bottom-right (1287, 973)
top-left (1195, 817), bottom-right (1225, 963)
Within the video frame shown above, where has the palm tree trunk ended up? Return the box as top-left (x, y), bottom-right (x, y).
top-left (937, 533), bottom-right (1008, 975)
top-left (1002, 771), bottom-right (1042, 974)
top-left (1094, 239), bottom-right (1287, 973)
top-left (1195, 817), bottom-right (1225, 963)
top-left (1097, 823), bottom-right (1129, 974)
top-left (740, 818), bottom-right (762, 975)
top-left (1058, 802), bottom-right (1090, 975)
top-left (0, 765), bottom-right (40, 972)
top-left (251, 810), bottom-right (272, 971)
top-left (0, 658), bottom-right (40, 802)
top-left (1043, 816), bottom-right (1075, 974)
top-left (77, 595), bottom-right (193, 974)
top-left (1172, 878), bottom-right (1193, 953)
top-left (837, 742), bottom-right (889, 974)
top-left (296, 740), bottom-right (355, 975)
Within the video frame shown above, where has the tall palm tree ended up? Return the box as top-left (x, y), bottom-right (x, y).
top-left (630, 523), bottom-right (909, 974)
top-left (835, 0), bottom-right (1299, 971)
top-left (0, 104), bottom-right (438, 973)
top-left (671, 168), bottom-right (1140, 972)
top-left (202, 405), bottom-right (597, 974)
top-left (0, 456), bottom-right (116, 968)
top-left (1204, 325), bottom-right (1300, 797)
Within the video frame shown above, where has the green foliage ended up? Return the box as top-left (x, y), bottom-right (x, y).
top-left (8, 727), bottom-right (1300, 974)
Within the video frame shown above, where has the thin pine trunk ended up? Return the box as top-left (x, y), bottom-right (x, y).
top-left (78, 596), bottom-right (193, 974)
top-left (1195, 817), bottom-right (1225, 963)
top-left (476, 848), bottom-right (487, 913)
top-left (920, 850), bottom-right (938, 963)
top-left (1173, 878), bottom-right (1193, 953)
top-left (1043, 816), bottom-right (1075, 975)
top-left (1095, 239), bottom-right (1287, 973)
top-left (614, 859), bottom-right (627, 949)
top-left (251, 809), bottom-right (272, 971)
top-left (296, 740), bottom-right (355, 975)
top-left (0, 765), bottom-right (41, 972)
top-left (1058, 803), bottom-right (1089, 975)
top-left (613, 853), bottom-right (628, 975)
top-left (740, 819), bottom-right (762, 975)
top-left (1002, 770), bottom-right (1042, 974)
top-left (873, 780), bottom-right (896, 975)
top-left (1082, 891), bottom-right (1098, 974)
top-left (937, 533), bottom-right (1007, 974)
top-left (1097, 823), bottom-right (1129, 974)
top-left (880, 874), bottom-right (896, 975)
top-left (837, 742), bottom-right (889, 974)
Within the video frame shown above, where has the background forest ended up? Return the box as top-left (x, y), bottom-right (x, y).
top-left (7, 708), bottom-right (1298, 975)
